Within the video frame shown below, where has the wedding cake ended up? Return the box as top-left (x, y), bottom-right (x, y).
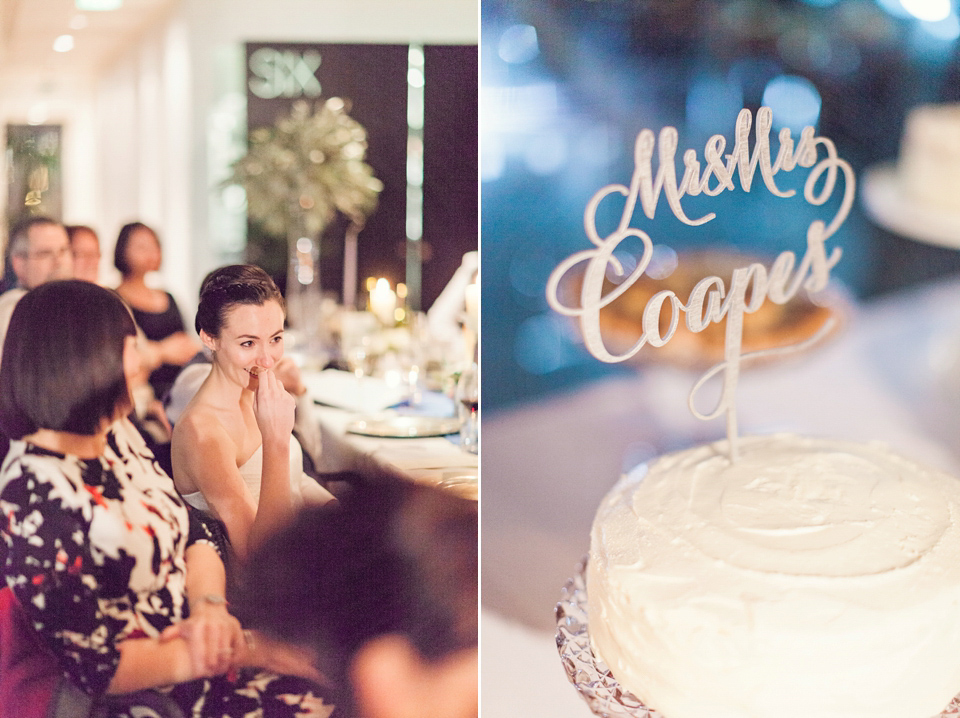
top-left (587, 434), bottom-right (960, 718)
top-left (898, 103), bottom-right (960, 213)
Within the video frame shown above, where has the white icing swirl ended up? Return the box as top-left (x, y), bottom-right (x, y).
top-left (662, 440), bottom-right (950, 576)
top-left (588, 434), bottom-right (960, 718)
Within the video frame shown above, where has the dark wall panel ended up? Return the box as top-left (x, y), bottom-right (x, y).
top-left (245, 42), bottom-right (478, 310)
top-left (423, 45), bottom-right (479, 309)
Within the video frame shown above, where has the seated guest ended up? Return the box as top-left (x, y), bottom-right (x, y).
top-left (114, 221), bottom-right (199, 400)
top-left (0, 216), bottom-right (73, 360)
top-left (171, 265), bottom-right (335, 561)
top-left (0, 217), bottom-right (74, 465)
top-left (239, 479), bottom-right (478, 718)
top-left (66, 224), bottom-right (172, 447)
top-left (165, 349), bottom-right (327, 485)
top-left (0, 280), bottom-right (337, 716)
top-left (66, 224), bottom-right (102, 284)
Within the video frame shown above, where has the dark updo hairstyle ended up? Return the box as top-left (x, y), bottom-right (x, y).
top-left (0, 280), bottom-right (137, 439)
top-left (113, 221), bottom-right (157, 277)
top-left (238, 479), bottom-right (478, 713)
top-left (195, 264), bottom-right (284, 338)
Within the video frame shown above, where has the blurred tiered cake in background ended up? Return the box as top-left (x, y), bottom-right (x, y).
top-left (898, 104), bottom-right (960, 215)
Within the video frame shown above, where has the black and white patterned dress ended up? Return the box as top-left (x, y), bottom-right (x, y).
top-left (0, 420), bottom-right (336, 717)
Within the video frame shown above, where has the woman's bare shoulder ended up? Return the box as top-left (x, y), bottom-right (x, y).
top-left (175, 399), bottom-right (222, 434)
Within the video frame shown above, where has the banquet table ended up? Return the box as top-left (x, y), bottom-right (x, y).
top-left (301, 369), bottom-right (479, 488)
top-left (481, 272), bottom-right (960, 717)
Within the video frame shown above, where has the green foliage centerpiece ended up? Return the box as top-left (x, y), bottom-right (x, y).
top-left (229, 97), bottom-right (383, 335)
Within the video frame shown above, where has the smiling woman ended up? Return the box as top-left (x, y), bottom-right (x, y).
top-left (171, 265), bottom-right (336, 563)
top-left (0, 280), bottom-right (337, 717)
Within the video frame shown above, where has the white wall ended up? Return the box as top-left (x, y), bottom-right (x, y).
top-left (86, 0), bottom-right (478, 319)
top-left (0, 72), bottom-right (99, 249)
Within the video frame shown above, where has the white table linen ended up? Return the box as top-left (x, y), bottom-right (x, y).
top-left (307, 371), bottom-right (478, 485)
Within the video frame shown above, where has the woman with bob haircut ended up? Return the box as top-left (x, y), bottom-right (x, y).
top-left (171, 265), bottom-right (335, 562)
top-left (0, 280), bottom-right (337, 717)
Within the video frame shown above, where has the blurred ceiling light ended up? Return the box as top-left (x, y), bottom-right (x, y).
top-left (499, 24), bottom-right (540, 64)
top-left (921, 11), bottom-right (960, 39)
top-left (901, 0), bottom-right (951, 21)
top-left (27, 103), bottom-right (50, 125)
top-left (75, 0), bottom-right (122, 9)
top-left (53, 35), bottom-right (75, 52)
top-left (762, 75), bottom-right (822, 132)
top-left (874, 0), bottom-right (913, 19)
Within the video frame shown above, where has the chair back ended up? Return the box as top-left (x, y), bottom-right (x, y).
top-left (0, 586), bottom-right (60, 718)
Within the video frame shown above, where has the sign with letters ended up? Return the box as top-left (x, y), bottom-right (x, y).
top-left (242, 42), bottom-right (478, 310)
top-left (247, 47), bottom-right (323, 99)
top-left (546, 107), bottom-right (856, 460)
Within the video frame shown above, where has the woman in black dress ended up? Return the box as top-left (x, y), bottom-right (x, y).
top-left (0, 280), bottom-right (336, 717)
top-left (114, 222), bottom-right (199, 400)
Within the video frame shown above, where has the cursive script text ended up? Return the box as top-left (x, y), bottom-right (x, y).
top-left (546, 107), bottom-right (855, 460)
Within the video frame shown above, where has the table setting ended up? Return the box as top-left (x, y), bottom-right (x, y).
top-left (289, 295), bottom-right (479, 498)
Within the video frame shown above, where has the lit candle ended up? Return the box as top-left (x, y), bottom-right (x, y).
top-left (464, 281), bottom-right (478, 332)
top-left (370, 278), bottom-right (397, 325)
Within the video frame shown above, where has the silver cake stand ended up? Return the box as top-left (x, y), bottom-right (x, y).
top-left (555, 557), bottom-right (960, 718)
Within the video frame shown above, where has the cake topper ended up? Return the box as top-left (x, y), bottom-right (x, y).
top-left (546, 106), bottom-right (855, 461)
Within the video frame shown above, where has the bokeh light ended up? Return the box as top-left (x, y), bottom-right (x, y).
top-left (761, 75), bottom-right (822, 132)
top-left (522, 129), bottom-right (568, 175)
top-left (514, 313), bottom-right (582, 374)
top-left (901, 0), bottom-right (952, 22)
top-left (920, 12), bottom-right (960, 40)
top-left (874, 0), bottom-right (914, 20)
top-left (498, 24), bottom-right (540, 64)
top-left (686, 74), bottom-right (744, 138)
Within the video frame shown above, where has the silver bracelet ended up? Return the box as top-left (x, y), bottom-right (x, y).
top-left (191, 593), bottom-right (228, 610)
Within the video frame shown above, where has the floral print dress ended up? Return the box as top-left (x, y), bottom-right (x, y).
top-left (0, 420), bottom-right (336, 717)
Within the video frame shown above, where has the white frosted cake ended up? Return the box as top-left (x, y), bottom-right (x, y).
top-left (898, 103), bottom-right (960, 213)
top-left (587, 434), bottom-right (960, 718)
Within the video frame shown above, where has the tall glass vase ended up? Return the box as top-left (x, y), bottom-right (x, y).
top-left (286, 214), bottom-right (324, 364)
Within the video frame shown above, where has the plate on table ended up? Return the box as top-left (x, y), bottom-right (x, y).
top-left (555, 558), bottom-right (960, 718)
top-left (437, 474), bottom-right (478, 500)
top-left (346, 414), bottom-right (460, 438)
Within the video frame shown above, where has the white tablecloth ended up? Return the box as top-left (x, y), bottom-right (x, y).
top-left (481, 273), bottom-right (960, 716)
top-left (305, 371), bottom-right (479, 486)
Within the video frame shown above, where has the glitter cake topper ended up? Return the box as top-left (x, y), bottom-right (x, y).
top-left (546, 107), bottom-right (856, 461)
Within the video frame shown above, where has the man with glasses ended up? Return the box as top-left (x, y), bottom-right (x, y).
top-left (0, 216), bottom-right (74, 361)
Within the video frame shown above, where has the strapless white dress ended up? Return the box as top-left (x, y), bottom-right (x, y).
top-left (181, 435), bottom-right (334, 511)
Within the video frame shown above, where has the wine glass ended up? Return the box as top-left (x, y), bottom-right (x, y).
top-left (343, 334), bottom-right (372, 411)
top-left (455, 356), bottom-right (478, 454)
